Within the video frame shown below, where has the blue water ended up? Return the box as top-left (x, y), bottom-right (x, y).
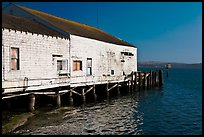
top-left (12, 67), bottom-right (202, 135)
top-left (136, 67), bottom-right (202, 135)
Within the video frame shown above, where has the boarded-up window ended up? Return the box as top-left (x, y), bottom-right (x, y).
top-left (73, 61), bottom-right (82, 71)
top-left (86, 58), bottom-right (92, 75)
top-left (10, 47), bottom-right (19, 70)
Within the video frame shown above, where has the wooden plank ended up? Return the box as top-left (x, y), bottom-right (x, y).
top-left (2, 93), bottom-right (30, 99)
top-left (70, 89), bottom-right (81, 96)
top-left (84, 86), bottom-right (93, 95)
top-left (107, 83), bottom-right (117, 92)
top-left (159, 69), bottom-right (163, 86)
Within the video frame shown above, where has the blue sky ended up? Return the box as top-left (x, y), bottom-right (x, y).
top-left (2, 2), bottom-right (202, 63)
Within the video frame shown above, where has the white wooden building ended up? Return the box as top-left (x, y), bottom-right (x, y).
top-left (2, 4), bottom-right (137, 98)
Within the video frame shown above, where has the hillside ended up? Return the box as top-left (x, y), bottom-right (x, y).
top-left (138, 61), bottom-right (202, 69)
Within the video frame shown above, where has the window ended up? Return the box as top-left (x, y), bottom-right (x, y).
top-left (73, 60), bottom-right (82, 71)
top-left (121, 52), bottom-right (134, 56)
top-left (111, 70), bottom-right (114, 75)
top-left (57, 60), bottom-right (62, 70)
top-left (10, 47), bottom-right (19, 70)
top-left (57, 60), bottom-right (68, 71)
top-left (86, 58), bottom-right (92, 75)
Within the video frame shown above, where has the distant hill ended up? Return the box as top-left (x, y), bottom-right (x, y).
top-left (138, 61), bottom-right (202, 69)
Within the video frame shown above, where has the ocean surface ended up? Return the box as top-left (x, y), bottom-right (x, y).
top-left (12, 67), bottom-right (202, 135)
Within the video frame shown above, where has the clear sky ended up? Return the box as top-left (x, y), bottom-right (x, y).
top-left (2, 2), bottom-right (202, 64)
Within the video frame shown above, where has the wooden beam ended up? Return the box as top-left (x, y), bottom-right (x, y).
top-left (107, 83), bottom-right (118, 92)
top-left (2, 93), bottom-right (30, 99)
top-left (70, 89), bottom-right (81, 96)
top-left (84, 86), bottom-right (93, 95)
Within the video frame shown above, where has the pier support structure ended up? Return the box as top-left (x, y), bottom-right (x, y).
top-left (93, 84), bottom-right (97, 103)
top-left (69, 91), bottom-right (73, 106)
top-left (159, 70), bottom-right (163, 86)
top-left (56, 91), bottom-right (61, 108)
top-left (82, 88), bottom-right (86, 105)
top-left (29, 94), bottom-right (35, 112)
top-left (117, 82), bottom-right (120, 95)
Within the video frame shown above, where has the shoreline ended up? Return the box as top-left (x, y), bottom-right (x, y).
top-left (2, 112), bottom-right (34, 134)
top-left (2, 106), bottom-right (73, 135)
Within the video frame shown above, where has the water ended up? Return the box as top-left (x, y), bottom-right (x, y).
top-left (11, 68), bottom-right (202, 135)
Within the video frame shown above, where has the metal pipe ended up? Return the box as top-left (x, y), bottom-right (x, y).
top-left (68, 36), bottom-right (71, 78)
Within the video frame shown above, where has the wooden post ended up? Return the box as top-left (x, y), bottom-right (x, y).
top-left (149, 71), bottom-right (152, 88)
top-left (82, 88), bottom-right (86, 104)
top-left (93, 84), bottom-right (97, 103)
top-left (117, 82), bottom-right (120, 95)
top-left (152, 71), bottom-right (154, 86)
top-left (138, 72), bottom-right (142, 91)
top-left (159, 69), bottom-right (163, 86)
top-left (131, 72), bottom-right (134, 92)
top-left (143, 72), bottom-right (147, 89)
top-left (106, 83), bottom-right (109, 98)
top-left (69, 91), bottom-right (73, 106)
top-left (134, 72), bottom-right (137, 91)
top-left (29, 94), bottom-right (35, 112)
top-left (156, 71), bottom-right (159, 86)
top-left (128, 80), bottom-right (130, 93)
top-left (147, 73), bottom-right (150, 89)
top-left (56, 91), bottom-right (61, 108)
top-left (154, 71), bottom-right (157, 86)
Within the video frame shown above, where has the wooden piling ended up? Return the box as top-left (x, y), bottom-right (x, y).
top-left (69, 91), bottom-right (73, 106)
top-left (147, 73), bottom-right (150, 89)
top-left (138, 72), bottom-right (142, 91)
top-left (131, 72), bottom-right (134, 92)
top-left (150, 71), bottom-right (152, 88)
top-left (93, 84), bottom-right (97, 103)
top-left (159, 69), bottom-right (163, 86)
top-left (82, 88), bottom-right (86, 104)
top-left (134, 72), bottom-right (137, 91)
top-left (128, 80), bottom-right (131, 92)
top-left (152, 71), bottom-right (154, 86)
top-left (106, 83), bottom-right (109, 98)
top-left (154, 71), bottom-right (157, 86)
top-left (117, 82), bottom-right (120, 95)
top-left (156, 71), bottom-right (159, 86)
top-left (56, 91), bottom-right (61, 108)
top-left (29, 94), bottom-right (35, 112)
top-left (143, 72), bottom-right (147, 89)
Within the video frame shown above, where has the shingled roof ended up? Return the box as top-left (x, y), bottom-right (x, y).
top-left (15, 4), bottom-right (135, 47)
top-left (2, 14), bottom-right (68, 39)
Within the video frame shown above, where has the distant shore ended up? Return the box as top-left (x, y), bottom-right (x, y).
top-left (138, 61), bottom-right (202, 69)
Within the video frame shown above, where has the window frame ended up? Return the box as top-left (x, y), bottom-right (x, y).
top-left (10, 47), bottom-right (20, 70)
top-left (57, 60), bottom-right (68, 71)
top-left (73, 60), bottom-right (82, 71)
top-left (86, 58), bottom-right (92, 76)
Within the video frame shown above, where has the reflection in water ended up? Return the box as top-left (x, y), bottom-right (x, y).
top-left (9, 68), bottom-right (202, 135)
top-left (13, 92), bottom-right (145, 135)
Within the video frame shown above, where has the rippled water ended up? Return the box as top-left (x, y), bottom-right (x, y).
top-left (12, 68), bottom-right (202, 135)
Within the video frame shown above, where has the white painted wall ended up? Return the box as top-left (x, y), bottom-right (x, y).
top-left (70, 35), bottom-right (137, 85)
top-left (2, 29), bottom-right (70, 92)
top-left (2, 29), bottom-right (137, 92)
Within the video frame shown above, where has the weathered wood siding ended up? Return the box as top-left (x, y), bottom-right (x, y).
top-left (2, 29), bottom-right (70, 93)
top-left (70, 35), bottom-right (137, 86)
